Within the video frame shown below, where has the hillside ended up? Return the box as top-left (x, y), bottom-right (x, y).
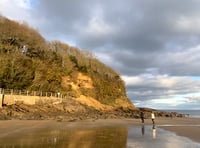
top-left (0, 16), bottom-right (135, 110)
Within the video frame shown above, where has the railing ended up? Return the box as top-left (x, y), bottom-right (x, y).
top-left (0, 88), bottom-right (65, 98)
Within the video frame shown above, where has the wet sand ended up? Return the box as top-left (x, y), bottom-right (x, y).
top-left (129, 117), bottom-right (200, 143)
top-left (130, 117), bottom-right (200, 143)
top-left (0, 117), bottom-right (199, 143)
top-left (155, 118), bottom-right (200, 143)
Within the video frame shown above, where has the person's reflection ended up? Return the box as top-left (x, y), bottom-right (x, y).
top-left (152, 124), bottom-right (156, 139)
top-left (141, 125), bottom-right (145, 136)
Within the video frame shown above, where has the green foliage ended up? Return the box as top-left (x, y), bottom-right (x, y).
top-left (78, 65), bottom-right (87, 73)
top-left (90, 73), bottom-right (127, 105)
top-left (69, 55), bottom-right (88, 73)
top-left (69, 55), bottom-right (78, 66)
top-left (0, 54), bottom-right (34, 89)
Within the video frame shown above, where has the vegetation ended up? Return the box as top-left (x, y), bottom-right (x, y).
top-left (0, 16), bottom-right (129, 105)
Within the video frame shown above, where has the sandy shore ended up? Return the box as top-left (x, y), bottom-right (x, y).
top-left (0, 117), bottom-right (199, 143)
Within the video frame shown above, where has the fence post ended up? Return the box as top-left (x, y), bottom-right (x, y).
top-left (0, 88), bottom-right (4, 108)
top-left (0, 94), bottom-right (2, 108)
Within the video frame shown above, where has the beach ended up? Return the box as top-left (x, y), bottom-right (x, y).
top-left (156, 117), bottom-right (200, 143)
top-left (99, 117), bottom-right (200, 143)
top-left (132, 117), bottom-right (200, 143)
top-left (0, 117), bottom-right (199, 147)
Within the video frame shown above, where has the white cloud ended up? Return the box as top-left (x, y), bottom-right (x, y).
top-left (14, 0), bottom-right (32, 9)
top-left (123, 74), bottom-right (200, 109)
top-left (176, 16), bottom-right (200, 34)
top-left (123, 74), bottom-right (196, 89)
top-left (0, 0), bottom-right (32, 22)
top-left (184, 93), bottom-right (200, 103)
top-left (84, 17), bottom-right (114, 36)
top-left (122, 76), bottom-right (144, 86)
top-left (77, 4), bottom-right (115, 38)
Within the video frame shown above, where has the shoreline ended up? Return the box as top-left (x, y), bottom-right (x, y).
top-left (0, 117), bottom-right (199, 143)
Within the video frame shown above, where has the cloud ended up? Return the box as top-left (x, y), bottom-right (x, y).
top-left (123, 75), bottom-right (200, 108)
top-left (184, 93), bottom-right (200, 103)
top-left (1, 0), bottom-right (200, 109)
top-left (0, 0), bottom-right (32, 20)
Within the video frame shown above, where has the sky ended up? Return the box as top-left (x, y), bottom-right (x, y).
top-left (1, 0), bottom-right (200, 110)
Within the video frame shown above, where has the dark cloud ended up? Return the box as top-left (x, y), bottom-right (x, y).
top-left (2, 0), bottom-right (200, 109)
top-left (33, 0), bottom-right (200, 109)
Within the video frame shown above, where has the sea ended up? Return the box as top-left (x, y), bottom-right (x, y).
top-left (162, 110), bottom-right (200, 118)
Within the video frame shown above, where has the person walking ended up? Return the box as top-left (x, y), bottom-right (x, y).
top-left (140, 111), bottom-right (145, 123)
top-left (151, 111), bottom-right (155, 124)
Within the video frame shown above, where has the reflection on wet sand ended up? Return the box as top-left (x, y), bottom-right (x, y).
top-left (152, 124), bottom-right (156, 139)
top-left (0, 122), bottom-right (200, 148)
top-left (128, 125), bottom-right (200, 148)
top-left (140, 124), bottom-right (156, 139)
top-left (0, 127), bottom-right (128, 148)
top-left (141, 125), bottom-right (145, 135)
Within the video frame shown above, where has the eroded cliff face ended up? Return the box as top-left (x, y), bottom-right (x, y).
top-left (61, 72), bottom-right (136, 111)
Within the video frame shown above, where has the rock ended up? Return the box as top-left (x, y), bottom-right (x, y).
top-left (0, 100), bottom-right (186, 121)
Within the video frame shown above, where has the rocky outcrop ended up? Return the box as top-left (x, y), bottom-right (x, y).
top-left (0, 97), bottom-right (139, 121)
top-left (0, 100), bottom-right (186, 121)
top-left (138, 108), bottom-right (186, 118)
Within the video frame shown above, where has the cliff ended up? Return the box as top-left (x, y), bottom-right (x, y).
top-left (0, 16), bottom-right (136, 112)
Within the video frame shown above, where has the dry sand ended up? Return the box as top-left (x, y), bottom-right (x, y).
top-left (0, 117), bottom-right (199, 143)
